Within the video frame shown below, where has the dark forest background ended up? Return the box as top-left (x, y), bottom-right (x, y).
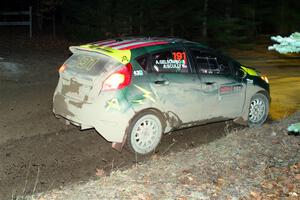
top-left (2, 0), bottom-right (300, 45)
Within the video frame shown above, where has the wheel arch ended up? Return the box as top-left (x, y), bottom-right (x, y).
top-left (257, 90), bottom-right (271, 102)
top-left (238, 88), bottom-right (270, 125)
top-left (247, 91), bottom-right (270, 127)
top-left (129, 108), bottom-right (167, 131)
top-left (125, 107), bottom-right (166, 154)
top-left (112, 107), bottom-right (167, 152)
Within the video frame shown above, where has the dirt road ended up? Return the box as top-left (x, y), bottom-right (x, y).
top-left (0, 39), bottom-right (299, 199)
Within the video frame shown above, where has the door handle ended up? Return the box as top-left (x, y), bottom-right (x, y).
top-left (154, 80), bottom-right (169, 85)
top-left (204, 81), bottom-right (216, 85)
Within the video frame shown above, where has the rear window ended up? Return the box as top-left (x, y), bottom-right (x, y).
top-left (67, 54), bottom-right (98, 70)
top-left (64, 52), bottom-right (121, 75)
top-left (136, 56), bottom-right (148, 70)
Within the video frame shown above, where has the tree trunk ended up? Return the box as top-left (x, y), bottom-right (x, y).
top-left (225, 0), bottom-right (232, 19)
top-left (109, 0), bottom-right (116, 36)
top-left (280, 0), bottom-right (286, 33)
top-left (252, 0), bottom-right (257, 36)
top-left (52, 11), bottom-right (56, 38)
top-left (129, 16), bottom-right (133, 35)
top-left (202, 0), bottom-right (208, 39)
top-left (139, 10), bottom-right (143, 34)
top-left (37, 0), bottom-right (43, 31)
top-left (170, 22), bottom-right (174, 36)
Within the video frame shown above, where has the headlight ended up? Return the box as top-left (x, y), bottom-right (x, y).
top-left (261, 75), bottom-right (269, 83)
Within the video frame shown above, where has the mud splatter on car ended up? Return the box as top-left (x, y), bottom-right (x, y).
top-left (53, 37), bottom-right (270, 155)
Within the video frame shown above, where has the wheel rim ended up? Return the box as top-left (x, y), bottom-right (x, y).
top-left (131, 114), bottom-right (162, 154)
top-left (249, 97), bottom-right (266, 123)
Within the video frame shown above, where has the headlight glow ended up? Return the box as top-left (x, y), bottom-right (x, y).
top-left (261, 75), bottom-right (269, 83)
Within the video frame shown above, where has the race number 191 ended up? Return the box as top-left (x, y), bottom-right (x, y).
top-left (172, 52), bottom-right (186, 60)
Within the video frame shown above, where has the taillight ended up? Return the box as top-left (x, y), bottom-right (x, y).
top-left (102, 63), bottom-right (132, 91)
top-left (59, 64), bottom-right (67, 73)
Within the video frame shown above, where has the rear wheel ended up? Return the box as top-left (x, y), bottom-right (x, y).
top-left (126, 111), bottom-right (163, 155)
top-left (248, 93), bottom-right (269, 127)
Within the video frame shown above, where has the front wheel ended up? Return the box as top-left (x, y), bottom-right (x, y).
top-left (126, 111), bottom-right (163, 155)
top-left (248, 93), bottom-right (269, 127)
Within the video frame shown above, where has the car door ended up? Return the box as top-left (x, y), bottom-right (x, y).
top-left (190, 49), bottom-right (246, 119)
top-left (147, 48), bottom-right (204, 126)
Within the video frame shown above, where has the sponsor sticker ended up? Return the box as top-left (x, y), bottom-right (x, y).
top-left (133, 70), bottom-right (143, 76)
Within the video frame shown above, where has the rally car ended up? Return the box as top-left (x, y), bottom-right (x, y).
top-left (53, 37), bottom-right (270, 155)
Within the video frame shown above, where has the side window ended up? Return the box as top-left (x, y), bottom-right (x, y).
top-left (227, 58), bottom-right (242, 76)
top-left (151, 50), bottom-right (189, 73)
top-left (136, 56), bottom-right (148, 71)
top-left (208, 58), bottom-right (218, 71)
top-left (191, 50), bottom-right (232, 75)
top-left (216, 56), bottom-right (232, 75)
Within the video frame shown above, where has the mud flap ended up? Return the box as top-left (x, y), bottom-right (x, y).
top-left (233, 117), bottom-right (248, 126)
top-left (112, 132), bottom-right (128, 152)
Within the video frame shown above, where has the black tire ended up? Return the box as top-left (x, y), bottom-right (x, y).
top-left (126, 110), bottom-right (163, 155)
top-left (248, 93), bottom-right (269, 127)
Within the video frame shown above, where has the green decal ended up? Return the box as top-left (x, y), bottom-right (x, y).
top-left (134, 84), bottom-right (156, 102)
top-left (241, 66), bottom-right (258, 76)
top-left (121, 56), bottom-right (128, 62)
top-left (105, 98), bottom-right (121, 111)
top-left (131, 99), bottom-right (144, 104)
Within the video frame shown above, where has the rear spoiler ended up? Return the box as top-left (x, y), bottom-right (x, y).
top-left (69, 44), bottom-right (131, 65)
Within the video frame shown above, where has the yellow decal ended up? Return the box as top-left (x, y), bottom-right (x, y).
top-left (241, 66), bottom-right (258, 76)
top-left (106, 98), bottom-right (121, 111)
top-left (134, 84), bottom-right (156, 103)
top-left (70, 44), bottom-right (131, 65)
top-left (131, 99), bottom-right (144, 104)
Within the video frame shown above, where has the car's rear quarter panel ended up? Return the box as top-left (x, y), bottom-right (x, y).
top-left (53, 51), bottom-right (137, 143)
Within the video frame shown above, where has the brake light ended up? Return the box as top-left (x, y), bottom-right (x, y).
top-left (59, 64), bottom-right (67, 73)
top-left (102, 63), bottom-right (132, 91)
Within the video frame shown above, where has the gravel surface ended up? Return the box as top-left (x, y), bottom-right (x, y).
top-left (25, 112), bottom-right (300, 200)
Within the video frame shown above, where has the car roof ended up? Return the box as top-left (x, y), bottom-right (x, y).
top-left (69, 37), bottom-right (208, 64)
top-left (87, 37), bottom-right (182, 49)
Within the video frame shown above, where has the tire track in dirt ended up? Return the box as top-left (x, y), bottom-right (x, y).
top-left (0, 120), bottom-right (237, 199)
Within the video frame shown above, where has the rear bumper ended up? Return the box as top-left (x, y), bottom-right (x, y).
top-left (53, 91), bottom-right (135, 143)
